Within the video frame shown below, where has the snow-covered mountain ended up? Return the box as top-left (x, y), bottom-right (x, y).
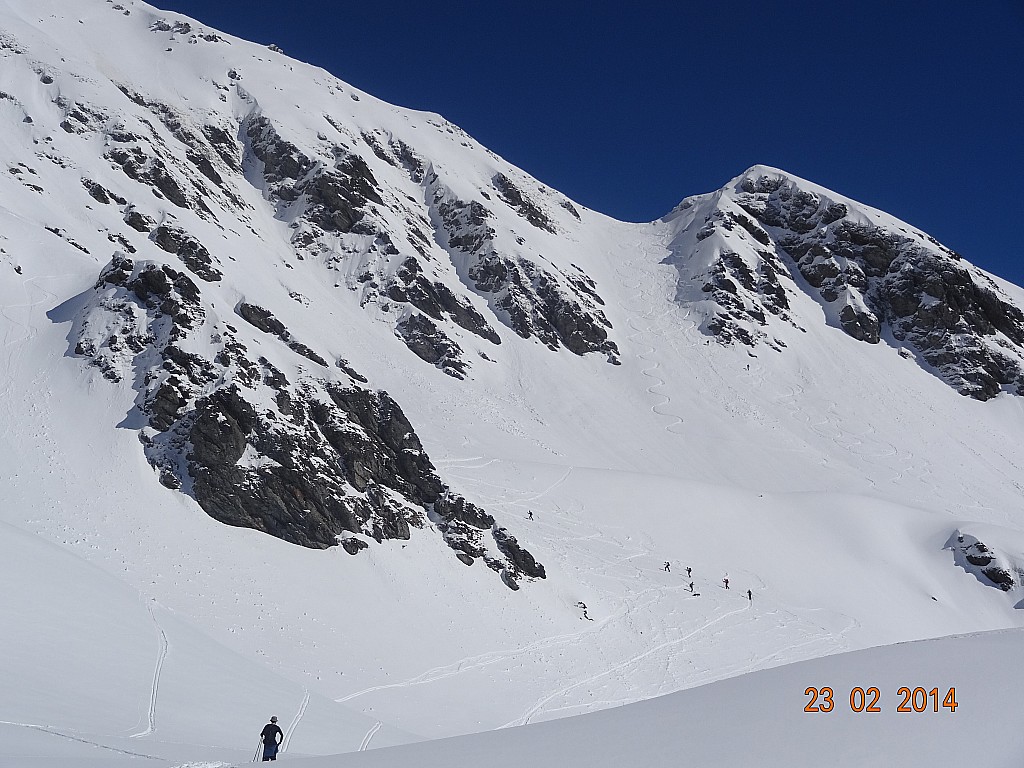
top-left (2, 0), bottom-right (1024, 764)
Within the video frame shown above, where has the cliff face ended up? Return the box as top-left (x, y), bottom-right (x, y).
top-left (663, 168), bottom-right (1024, 400)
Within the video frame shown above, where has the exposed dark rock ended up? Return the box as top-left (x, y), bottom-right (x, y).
top-left (201, 124), bottom-right (240, 170)
top-left (336, 357), bottom-right (368, 383)
top-left (431, 189), bottom-right (618, 361)
top-left (236, 302), bottom-right (327, 367)
top-left (492, 172), bottom-right (555, 233)
top-left (839, 303), bottom-right (881, 344)
top-left (151, 225), bottom-right (222, 281)
top-left (983, 567), bottom-right (1014, 590)
top-left (397, 314), bottom-right (468, 379)
top-left (493, 527), bottom-right (546, 579)
top-left (948, 534), bottom-right (1020, 593)
top-left (106, 146), bottom-right (192, 210)
top-left (124, 209), bottom-right (155, 232)
top-left (386, 257), bottom-right (500, 344)
top-left (237, 302), bottom-right (287, 337)
top-left (341, 537), bottom-right (368, 555)
top-left (82, 179), bottom-right (126, 205)
top-left (731, 173), bottom-right (1024, 398)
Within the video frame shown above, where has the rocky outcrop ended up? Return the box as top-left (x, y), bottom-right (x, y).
top-left (68, 254), bottom-right (544, 588)
top-left (492, 172), bottom-right (556, 233)
top-left (236, 302), bottom-right (328, 367)
top-left (151, 224), bottom-right (222, 282)
top-left (396, 313), bottom-right (468, 378)
top-left (947, 532), bottom-right (1021, 592)
top-left (685, 170), bottom-right (1024, 399)
top-left (386, 257), bottom-right (500, 344)
top-left (433, 185), bottom-right (619, 363)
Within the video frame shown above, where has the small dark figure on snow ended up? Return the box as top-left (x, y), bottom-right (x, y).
top-left (261, 716), bottom-right (283, 761)
top-left (723, 577), bottom-right (729, 590)
top-left (688, 581), bottom-right (694, 592)
top-left (747, 589), bottom-right (752, 602)
top-left (577, 601), bottom-right (593, 621)
top-left (527, 510), bottom-right (534, 521)
top-left (686, 567), bottom-right (692, 578)
top-left (663, 561), bottom-right (671, 572)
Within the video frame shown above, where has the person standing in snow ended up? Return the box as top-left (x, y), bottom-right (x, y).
top-left (723, 577), bottom-right (729, 590)
top-left (747, 589), bottom-right (752, 602)
top-left (688, 581), bottom-right (694, 593)
top-left (663, 561), bottom-right (671, 572)
top-left (686, 566), bottom-right (692, 578)
top-left (261, 716), bottom-right (284, 761)
top-left (527, 510), bottom-right (534, 521)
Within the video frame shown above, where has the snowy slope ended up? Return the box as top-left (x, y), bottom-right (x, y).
top-left (2, 0), bottom-right (1024, 764)
top-left (298, 628), bottom-right (1024, 768)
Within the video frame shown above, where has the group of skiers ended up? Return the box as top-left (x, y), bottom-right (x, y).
top-left (664, 563), bottom-right (753, 602)
top-left (260, 557), bottom-right (756, 759)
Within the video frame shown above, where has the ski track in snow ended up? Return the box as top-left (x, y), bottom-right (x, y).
top-left (357, 721), bottom-right (381, 752)
top-left (335, 615), bottom-right (618, 704)
top-left (438, 455), bottom-right (853, 729)
top-left (501, 602), bottom-right (754, 727)
top-left (130, 602), bottom-right (169, 739)
top-left (281, 687), bottom-right (308, 752)
top-left (0, 719), bottom-right (162, 760)
top-left (617, 241), bottom-right (692, 435)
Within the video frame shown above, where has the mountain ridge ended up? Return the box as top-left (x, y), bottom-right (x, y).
top-left (4, 0), bottom-right (1024, 756)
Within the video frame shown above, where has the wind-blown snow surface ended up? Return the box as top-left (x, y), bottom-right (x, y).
top-left (2, 0), bottom-right (1024, 764)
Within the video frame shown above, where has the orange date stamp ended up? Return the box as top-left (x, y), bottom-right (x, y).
top-left (804, 686), bottom-right (957, 713)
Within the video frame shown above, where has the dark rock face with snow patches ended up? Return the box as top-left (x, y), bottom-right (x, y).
top-left (70, 254), bottom-right (544, 588)
top-left (673, 170), bottom-right (1024, 400)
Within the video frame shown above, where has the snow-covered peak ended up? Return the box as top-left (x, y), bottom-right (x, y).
top-left (5, 2), bottom-right (1024, 764)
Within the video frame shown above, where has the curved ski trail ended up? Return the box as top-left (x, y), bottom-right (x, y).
top-left (502, 602), bottom-right (752, 728)
top-left (282, 688), bottom-right (309, 752)
top-left (358, 721), bottom-right (382, 751)
top-left (130, 602), bottom-right (168, 739)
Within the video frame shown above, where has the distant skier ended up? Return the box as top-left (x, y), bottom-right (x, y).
top-left (686, 567), bottom-right (692, 578)
top-left (260, 716), bottom-right (283, 761)
top-left (577, 601), bottom-right (594, 621)
top-left (527, 510), bottom-right (534, 521)
top-left (663, 561), bottom-right (671, 572)
top-left (747, 589), bottom-right (752, 602)
top-left (688, 581), bottom-right (694, 593)
top-left (723, 577), bottom-right (729, 590)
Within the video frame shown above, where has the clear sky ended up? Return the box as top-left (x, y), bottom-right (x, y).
top-left (156, 0), bottom-right (1024, 286)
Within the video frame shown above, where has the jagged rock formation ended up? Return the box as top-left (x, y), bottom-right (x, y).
top-left (947, 532), bottom-right (1021, 592)
top-left (69, 253), bottom-right (544, 588)
top-left (666, 168), bottom-right (1024, 399)
top-left (430, 177), bottom-right (620, 362)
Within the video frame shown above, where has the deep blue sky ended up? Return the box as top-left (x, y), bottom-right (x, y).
top-left (157, 0), bottom-right (1024, 286)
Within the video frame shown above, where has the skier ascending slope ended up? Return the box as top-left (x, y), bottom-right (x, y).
top-left (723, 577), bottom-right (729, 590)
top-left (260, 716), bottom-right (283, 761)
top-left (747, 589), bottom-right (752, 602)
top-left (663, 561), bottom-right (671, 572)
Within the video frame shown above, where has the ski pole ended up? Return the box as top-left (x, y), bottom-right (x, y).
top-left (253, 738), bottom-right (262, 762)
